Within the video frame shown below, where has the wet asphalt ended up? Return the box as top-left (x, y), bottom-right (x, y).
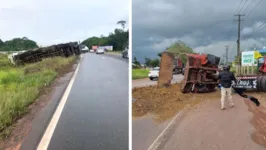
top-left (46, 53), bottom-right (129, 150)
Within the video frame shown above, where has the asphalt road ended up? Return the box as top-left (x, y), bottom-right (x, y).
top-left (132, 75), bottom-right (184, 88)
top-left (47, 53), bottom-right (128, 150)
top-left (29, 53), bottom-right (128, 150)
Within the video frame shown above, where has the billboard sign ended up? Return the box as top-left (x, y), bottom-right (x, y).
top-left (92, 46), bottom-right (98, 50)
top-left (241, 51), bottom-right (257, 66)
top-left (98, 46), bottom-right (113, 51)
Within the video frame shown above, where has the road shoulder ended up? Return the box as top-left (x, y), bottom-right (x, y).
top-left (0, 60), bottom-right (80, 150)
top-left (162, 95), bottom-right (266, 150)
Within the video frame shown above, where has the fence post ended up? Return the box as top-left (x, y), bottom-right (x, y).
top-left (252, 64), bottom-right (254, 74)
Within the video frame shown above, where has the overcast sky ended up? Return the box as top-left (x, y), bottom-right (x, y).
top-left (133, 0), bottom-right (266, 63)
top-left (0, 0), bottom-right (128, 46)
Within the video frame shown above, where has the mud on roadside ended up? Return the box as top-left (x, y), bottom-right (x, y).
top-left (132, 83), bottom-right (220, 122)
top-left (244, 92), bottom-right (266, 148)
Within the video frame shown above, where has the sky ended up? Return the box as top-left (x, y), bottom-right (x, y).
top-left (133, 0), bottom-right (266, 63)
top-left (0, 0), bottom-right (128, 46)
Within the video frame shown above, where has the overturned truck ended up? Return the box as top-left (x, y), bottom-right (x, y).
top-left (157, 51), bottom-right (220, 93)
top-left (8, 42), bottom-right (81, 65)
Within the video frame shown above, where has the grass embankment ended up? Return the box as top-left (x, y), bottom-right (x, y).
top-left (0, 54), bottom-right (77, 138)
top-left (132, 69), bottom-right (150, 80)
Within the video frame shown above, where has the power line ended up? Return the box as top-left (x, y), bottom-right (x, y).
top-left (245, 0), bottom-right (264, 19)
top-left (253, 20), bottom-right (266, 32)
top-left (235, 0), bottom-right (245, 14)
top-left (242, 0), bottom-right (256, 15)
top-left (238, 0), bottom-right (248, 14)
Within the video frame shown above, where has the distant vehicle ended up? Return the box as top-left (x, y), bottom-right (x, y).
top-left (80, 44), bottom-right (89, 53)
top-left (182, 67), bottom-right (185, 75)
top-left (148, 67), bottom-right (160, 81)
top-left (96, 48), bottom-right (104, 54)
top-left (173, 57), bottom-right (183, 74)
top-left (89, 49), bottom-right (94, 53)
top-left (122, 47), bottom-right (128, 58)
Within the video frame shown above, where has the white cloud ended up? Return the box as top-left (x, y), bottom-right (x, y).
top-left (0, 0), bottom-right (128, 46)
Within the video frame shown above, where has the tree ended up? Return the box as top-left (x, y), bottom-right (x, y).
top-left (0, 39), bottom-right (4, 47)
top-left (150, 58), bottom-right (160, 67)
top-left (82, 28), bottom-right (128, 51)
top-left (133, 56), bottom-right (141, 66)
top-left (144, 57), bottom-right (151, 67)
top-left (0, 37), bottom-right (38, 51)
top-left (117, 20), bottom-right (126, 30)
top-left (166, 41), bottom-right (194, 63)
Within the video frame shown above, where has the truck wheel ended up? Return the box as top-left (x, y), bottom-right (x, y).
top-left (261, 76), bottom-right (266, 92)
top-left (174, 69), bottom-right (178, 74)
top-left (257, 76), bottom-right (263, 92)
top-left (149, 77), bottom-right (154, 81)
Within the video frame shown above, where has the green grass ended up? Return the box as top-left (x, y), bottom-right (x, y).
top-left (0, 54), bottom-right (77, 138)
top-left (106, 51), bottom-right (122, 54)
top-left (132, 69), bottom-right (150, 80)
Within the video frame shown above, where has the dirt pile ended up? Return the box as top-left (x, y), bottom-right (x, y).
top-left (157, 52), bottom-right (174, 88)
top-left (132, 83), bottom-right (220, 121)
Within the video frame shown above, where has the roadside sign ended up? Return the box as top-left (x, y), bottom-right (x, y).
top-left (241, 51), bottom-right (257, 66)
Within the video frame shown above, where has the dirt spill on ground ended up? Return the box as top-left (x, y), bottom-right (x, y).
top-left (244, 93), bottom-right (266, 148)
top-left (132, 83), bottom-right (220, 122)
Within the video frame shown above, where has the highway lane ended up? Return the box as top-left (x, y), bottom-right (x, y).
top-left (20, 53), bottom-right (129, 150)
top-left (46, 53), bottom-right (128, 150)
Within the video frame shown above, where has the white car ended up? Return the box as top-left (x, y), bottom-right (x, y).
top-left (148, 67), bottom-right (160, 80)
top-left (89, 49), bottom-right (94, 53)
top-left (96, 48), bottom-right (104, 54)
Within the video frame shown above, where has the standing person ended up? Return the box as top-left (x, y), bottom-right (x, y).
top-left (218, 65), bottom-right (237, 110)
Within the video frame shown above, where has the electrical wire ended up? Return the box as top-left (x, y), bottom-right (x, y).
top-left (245, 0), bottom-right (264, 18)
top-left (235, 0), bottom-right (245, 14)
top-left (238, 0), bottom-right (249, 14)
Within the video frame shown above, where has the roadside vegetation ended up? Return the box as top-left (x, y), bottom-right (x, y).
top-left (132, 69), bottom-right (150, 80)
top-left (81, 20), bottom-right (128, 52)
top-left (0, 54), bottom-right (77, 138)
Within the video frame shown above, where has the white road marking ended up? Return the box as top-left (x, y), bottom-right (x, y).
top-left (37, 63), bottom-right (81, 150)
top-left (147, 111), bottom-right (183, 150)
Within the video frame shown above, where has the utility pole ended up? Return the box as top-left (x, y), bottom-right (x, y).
top-left (234, 14), bottom-right (245, 65)
top-left (225, 45), bottom-right (229, 64)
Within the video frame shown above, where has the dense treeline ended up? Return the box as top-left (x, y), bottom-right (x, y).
top-left (0, 37), bottom-right (38, 51)
top-left (82, 28), bottom-right (128, 51)
top-left (0, 20), bottom-right (128, 52)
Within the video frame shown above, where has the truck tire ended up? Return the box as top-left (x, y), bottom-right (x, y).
top-left (257, 76), bottom-right (263, 92)
top-left (174, 69), bottom-right (178, 74)
top-left (261, 76), bottom-right (266, 92)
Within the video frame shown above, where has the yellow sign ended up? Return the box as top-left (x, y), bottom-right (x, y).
top-left (254, 50), bottom-right (262, 59)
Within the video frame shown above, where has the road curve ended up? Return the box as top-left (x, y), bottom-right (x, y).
top-left (22, 53), bottom-right (129, 150)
